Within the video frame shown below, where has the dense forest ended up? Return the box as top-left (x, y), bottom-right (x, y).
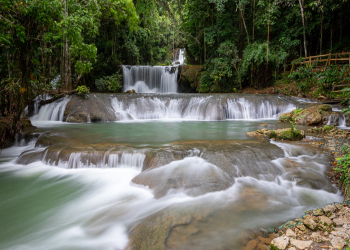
top-left (1, 0), bottom-right (350, 141)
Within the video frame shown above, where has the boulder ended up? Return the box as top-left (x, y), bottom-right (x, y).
top-left (303, 217), bottom-right (318, 230)
top-left (289, 239), bottom-right (313, 249)
top-left (318, 216), bottom-right (334, 231)
top-left (270, 236), bottom-right (289, 250)
top-left (285, 229), bottom-right (296, 238)
top-left (278, 104), bottom-right (334, 126)
top-left (330, 235), bottom-right (347, 249)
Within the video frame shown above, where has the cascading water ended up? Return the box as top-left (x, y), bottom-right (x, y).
top-left (111, 95), bottom-right (296, 121)
top-left (173, 48), bottom-right (186, 65)
top-left (31, 97), bottom-right (70, 121)
top-left (122, 65), bottom-right (178, 93)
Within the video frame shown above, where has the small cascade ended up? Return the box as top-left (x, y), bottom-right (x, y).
top-left (111, 95), bottom-right (296, 121)
top-left (122, 65), bottom-right (178, 93)
top-left (43, 151), bottom-right (146, 170)
top-left (339, 114), bottom-right (347, 127)
top-left (225, 98), bottom-right (295, 119)
top-left (173, 48), bottom-right (186, 65)
top-left (31, 97), bottom-right (70, 121)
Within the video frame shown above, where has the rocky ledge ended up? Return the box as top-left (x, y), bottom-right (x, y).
top-left (279, 104), bottom-right (349, 126)
top-left (270, 203), bottom-right (350, 250)
top-left (246, 128), bottom-right (305, 141)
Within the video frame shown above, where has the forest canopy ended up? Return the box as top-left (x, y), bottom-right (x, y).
top-left (0, 0), bottom-right (350, 106)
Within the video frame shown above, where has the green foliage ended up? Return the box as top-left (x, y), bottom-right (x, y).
top-left (335, 152), bottom-right (350, 188)
top-left (76, 85), bottom-right (90, 96)
top-left (324, 125), bottom-right (336, 132)
top-left (95, 73), bottom-right (122, 92)
top-left (294, 108), bottom-right (303, 115)
top-left (342, 106), bottom-right (350, 115)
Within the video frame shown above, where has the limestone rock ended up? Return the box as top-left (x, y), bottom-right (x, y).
top-left (331, 230), bottom-right (349, 239)
top-left (324, 205), bottom-right (336, 214)
top-left (285, 229), bottom-right (296, 238)
top-left (330, 235), bottom-right (347, 249)
top-left (310, 232), bottom-right (325, 243)
top-left (296, 223), bottom-right (306, 231)
top-left (290, 239), bottom-right (313, 250)
top-left (318, 216), bottom-right (334, 230)
top-left (303, 218), bottom-right (318, 230)
top-left (270, 236), bottom-right (289, 250)
top-left (313, 208), bottom-right (324, 216)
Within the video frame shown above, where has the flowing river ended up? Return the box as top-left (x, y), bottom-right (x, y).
top-left (0, 65), bottom-right (344, 249)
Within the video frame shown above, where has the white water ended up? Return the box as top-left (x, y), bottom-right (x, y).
top-left (31, 97), bottom-right (70, 122)
top-left (111, 96), bottom-right (296, 121)
top-left (122, 66), bottom-right (178, 93)
top-left (0, 140), bottom-right (342, 250)
top-left (173, 48), bottom-right (186, 65)
top-left (225, 98), bottom-right (295, 119)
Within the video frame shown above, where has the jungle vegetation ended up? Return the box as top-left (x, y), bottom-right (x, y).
top-left (1, 0), bottom-right (350, 141)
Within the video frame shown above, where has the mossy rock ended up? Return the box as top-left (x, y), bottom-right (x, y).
top-left (317, 104), bottom-right (332, 114)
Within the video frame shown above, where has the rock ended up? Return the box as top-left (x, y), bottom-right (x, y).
top-left (246, 128), bottom-right (304, 141)
top-left (257, 242), bottom-right (269, 250)
top-left (296, 223), bottom-right (306, 231)
top-left (310, 232), bottom-right (325, 243)
top-left (303, 218), bottom-right (318, 230)
top-left (335, 204), bottom-right (344, 210)
top-left (285, 229), bottom-right (296, 238)
top-left (125, 89), bottom-right (136, 93)
top-left (328, 213), bottom-right (336, 219)
top-left (290, 239), bottom-right (313, 249)
top-left (330, 236), bottom-right (347, 249)
top-left (323, 205), bottom-right (337, 214)
top-left (258, 236), bottom-right (272, 244)
top-left (245, 239), bottom-right (258, 250)
top-left (270, 236), bottom-right (289, 250)
top-left (318, 216), bottom-right (334, 231)
top-left (278, 104), bottom-right (333, 126)
top-left (313, 208), bottom-right (324, 216)
top-left (331, 230), bottom-right (349, 239)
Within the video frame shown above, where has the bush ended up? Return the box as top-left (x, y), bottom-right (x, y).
top-left (95, 73), bottom-right (122, 92)
top-left (76, 85), bottom-right (90, 98)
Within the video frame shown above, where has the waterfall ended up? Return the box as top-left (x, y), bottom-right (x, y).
top-left (111, 95), bottom-right (296, 121)
top-left (44, 152), bottom-right (146, 170)
top-left (122, 65), bottom-right (178, 93)
top-left (31, 97), bottom-right (70, 121)
top-left (225, 98), bottom-right (295, 119)
top-left (339, 115), bottom-right (347, 127)
top-left (173, 48), bottom-right (186, 65)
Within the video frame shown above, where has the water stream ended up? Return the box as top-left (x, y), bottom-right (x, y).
top-left (0, 87), bottom-right (346, 250)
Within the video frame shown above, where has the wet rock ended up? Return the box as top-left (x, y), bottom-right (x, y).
top-left (257, 242), bottom-right (269, 250)
top-left (289, 239), bottom-right (313, 249)
top-left (245, 239), bottom-right (258, 250)
top-left (125, 89), bottom-right (136, 93)
top-left (246, 128), bottom-right (304, 141)
top-left (132, 157), bottom-right (235, 198)
top-left (279, 105), bottom-right (333, 126)
top-left (64, 94), bottom-right (117, 123)
top-left (270, 236), bottom-right (289, 250)
top-left (258, 236), bottom-right (272, 244)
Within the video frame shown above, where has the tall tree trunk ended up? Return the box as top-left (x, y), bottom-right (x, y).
top-left (298, 0), bottom-right (308, 57)
top-left (267, 0), bottom-right (270, 69)
top-left (320, 14), bottom-right (323, 54)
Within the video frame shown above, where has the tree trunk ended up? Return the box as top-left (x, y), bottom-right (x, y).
top-left (298, 0), bottom-right (308, 57)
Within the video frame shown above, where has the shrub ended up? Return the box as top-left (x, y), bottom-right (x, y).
top-left (95, 73), bottom-right (122, 92)
top-left (76, 85), bottom-right (90, 98)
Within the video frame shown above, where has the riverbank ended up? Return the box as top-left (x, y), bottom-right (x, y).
top-left (244, 129), bottom-right (350, 250)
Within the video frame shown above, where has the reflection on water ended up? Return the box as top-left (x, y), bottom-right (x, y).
top-left (0, 120), bottom-right (343, 250)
